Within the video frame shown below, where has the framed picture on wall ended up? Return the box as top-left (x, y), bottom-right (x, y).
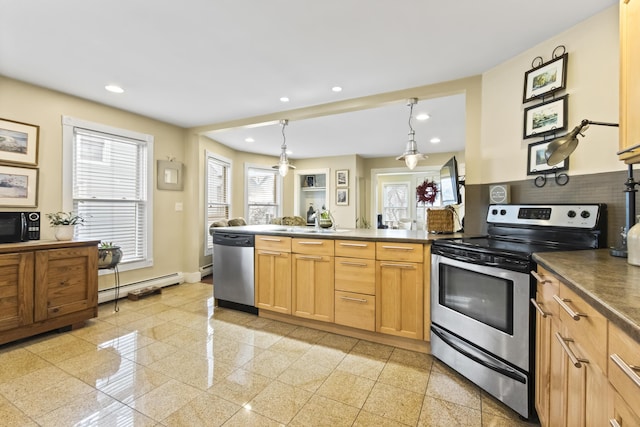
top-left (523, 95), bottom-right (568, 139)
top-left (0, 118), bottom-right (39, 166)
top-left (0, 165), bottom-right (38, 207)
top-left (527, 139), bottom-right (569, 175)
top-left (523, 53), bottom-right (568, 103)
top-left (336, 169), bottom-right (348, 187)
top-left (336, 188), bottom-right (348, 205)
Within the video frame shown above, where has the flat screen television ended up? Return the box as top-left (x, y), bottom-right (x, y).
top-left (439, 156), bottom-right (461, 206)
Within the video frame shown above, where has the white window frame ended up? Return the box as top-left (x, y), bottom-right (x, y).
top-left (205, 150), bottom-right (232, 256)
top-left (244, 163), bottom-right (282, 224)
top-left (381, 181), bottom-right (411, 225)
top-left (62, 116), bottom-right (154, 272)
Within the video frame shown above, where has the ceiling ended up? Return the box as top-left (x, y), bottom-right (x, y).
top-left (0, 0), bottom-right (617, 160)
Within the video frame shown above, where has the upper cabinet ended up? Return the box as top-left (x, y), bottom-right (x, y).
top-left (619, 0), bottom-right (640, 163)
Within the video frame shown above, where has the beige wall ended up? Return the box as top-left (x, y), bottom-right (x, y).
top-left (480, 5), bottom-right (621, 183)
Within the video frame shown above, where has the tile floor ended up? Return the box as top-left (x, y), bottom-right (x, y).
top-left (0, 282), bottom-right (540, 426)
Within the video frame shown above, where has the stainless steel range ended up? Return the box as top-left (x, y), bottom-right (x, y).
top-left (430, 203), bottom-right (607, 420)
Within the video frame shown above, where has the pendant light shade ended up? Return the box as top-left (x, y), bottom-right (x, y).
top-left (272, 119), bottom-right (295, 177)
top-left (396, 98), bottom-right (428, 169)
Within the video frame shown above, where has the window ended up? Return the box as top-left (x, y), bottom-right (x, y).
top-left (245, 164), bottom-right (281, 224)
top-left (382, 182), bottom-right (410, 225)
top-left (62, 116), bottom-right (154, 271)
top-left (205, 151), bottom-right (231, 255)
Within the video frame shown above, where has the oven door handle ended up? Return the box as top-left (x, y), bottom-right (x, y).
top-left (443, 253), bottom-right (500, 267)
top-left (431, 325), bottom-right (526, 384)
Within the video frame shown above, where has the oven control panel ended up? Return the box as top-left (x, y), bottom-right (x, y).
top-left (487, 204), bottom-right (602, 228)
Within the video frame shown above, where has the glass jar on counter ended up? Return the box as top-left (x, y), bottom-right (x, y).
top-left (627, 215), bottom-right (640, 266)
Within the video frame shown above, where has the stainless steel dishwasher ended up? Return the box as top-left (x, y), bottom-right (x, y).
top-left (212, 232), bottom-right (257, 314)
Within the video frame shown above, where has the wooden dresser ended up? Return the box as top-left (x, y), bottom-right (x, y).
top-left (0, 240), bottom-right (99, 345)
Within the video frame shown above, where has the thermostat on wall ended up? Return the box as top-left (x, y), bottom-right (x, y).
top-left (489, 185), bottom-right (510, 204)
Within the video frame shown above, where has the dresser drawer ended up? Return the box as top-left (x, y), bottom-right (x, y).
top-left (255, 235), bottom-right (291, 252)
top-left (335, 257), bottom-right (375, 294)
top-left (334, 290), bottom-right (375, 331)
top-left (557, 284), bottom-right (608, 372)
top-left (533, 266), bottom-right (561, 320)
top-left (376, 242), bottom-right (423, 263)
top-left (608, 322), bottom-right (640, 412)
top-left (292, 238), bottom-right (334, 256)
top-left (334, 240), bottom-right (375, 259)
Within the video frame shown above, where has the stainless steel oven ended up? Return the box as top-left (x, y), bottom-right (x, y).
top-left (430, 204), bottom-right (607, 420)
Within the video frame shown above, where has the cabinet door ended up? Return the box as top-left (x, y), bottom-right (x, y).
top-left (619, 0), bottom-right (640, 163)
top-left (34, 246), bottom-right (98, 322)
top-left (292, 254), bottom-right (334, 322)
top-left (533, 296), bottom-right (552, 427)
top-left (255, 250), bottom-right (291, 314)
top-left (376, 260), bottom-right (423, 339)
top-left (0, 252), bottom-right (34, 331)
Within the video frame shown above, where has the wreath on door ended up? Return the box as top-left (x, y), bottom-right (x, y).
top-left (416, 179), bottom-right (438, 205)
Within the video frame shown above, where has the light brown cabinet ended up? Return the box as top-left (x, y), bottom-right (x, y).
top-left (0, 241), bottom-right (98, 346)
top-left (619, 0), bottom-right (640, 163)
top-left (291, 238), bottom-right (334, 322)
top-left (608, 322), bottom-right (640, 426)
top-left (255, 235), bottom-right (292, 314)
top-left (375, 242), bottom-right (423, 340)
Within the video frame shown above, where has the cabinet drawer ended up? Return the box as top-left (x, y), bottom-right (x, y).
top-left (255, 235), bottom-right (291, 252)
top-left (376, 242), bottom-right (423, 263)
top-left (610, 386), bottom-right (640, 427)
top-left (533, 266), bottom-right (561, 320)
top-left (335, 257), bottom-right (375, 294)
top-left (558, 284), bottom-right (607, 372)
top-left (608, 323), bottom-right (640, 411)
top-left (334, 240), bottom-right (375, 259)
top-left (335, 290), bottom-right (375, 331)
top-left (292, 238), bottom-right (334, 256)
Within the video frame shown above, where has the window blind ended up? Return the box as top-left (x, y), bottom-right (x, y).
top-left (246, 166), bottom-right (279, 224)
top-left (206, 153), bottom-right (230, 253)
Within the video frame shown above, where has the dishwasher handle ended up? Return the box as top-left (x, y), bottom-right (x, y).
top-left (213, 233), bottom-right (255, 247)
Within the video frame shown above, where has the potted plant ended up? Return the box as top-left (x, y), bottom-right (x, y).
top-left (46, 211), bottom-right (85, 241)
top-left (98, 241), bottom-right (123, 269)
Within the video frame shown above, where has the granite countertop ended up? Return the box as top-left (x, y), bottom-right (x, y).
top-left (533, 249), bottom-right (640, 343)
top-left (210, 224), bottom-right (464, 244)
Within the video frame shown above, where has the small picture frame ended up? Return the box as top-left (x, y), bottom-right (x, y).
top-left (336, 169), bottom-right (348, 187)
top-left (523, 53), bottom-right (568, 103)
top-left (527, 139), bottom-right (569, 175)
top-left (305, 175), bottom-right (315, 187)
top-left (336, 188), bottom-right (348, 205)
top-left (523, 95), bottom-right (568, 139)
top-left (157, 160), bottom-right (184, 191)
top-left (0, 165), bottom-right (38, 207)
top-left (0, 118), bottom-right (39, 166)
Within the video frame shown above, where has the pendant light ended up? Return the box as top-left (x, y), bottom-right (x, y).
top-left (396, 98), bottom-right (428, 170)
top-left (272, 119), bottom-right (295, 177)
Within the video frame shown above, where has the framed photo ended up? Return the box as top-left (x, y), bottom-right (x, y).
top-left (305, 175), bottom-right (315, 187)
top-left (0, 165), bottom-right (38, 207)
top-left (336, 169), bottom-right (348, 187)
top-left (0, 118), bottom-right (39, 166)
top-left (336, 188), bottom-right (348, 205)
top-left (527, 139), bottom-right (569, 175)
top-left (523, 95), bottom-right (568, 139)
top-left (523, 53), bottom-right (568, 103)
top-left (157, 160), bottom-right (184, 191)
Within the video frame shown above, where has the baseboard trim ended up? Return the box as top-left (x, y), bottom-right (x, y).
top-left (98, 272), bottom-right (184, 304)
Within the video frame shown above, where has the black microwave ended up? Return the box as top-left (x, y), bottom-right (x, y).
top-left (0, 212), bottom-right (40, 243)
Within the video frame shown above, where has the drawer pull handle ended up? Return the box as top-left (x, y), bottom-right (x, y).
top-left (553, 295), bottom-right (587, 321)
top-left (380, 262), bottom-right (415, 269)
top-left (340, 261), bottom-right (368, 267)
top-left (610, 353), bottom-right (640, 389)
top-left (530, 298), bottom-right (550, 318)
top-left (258, 250), bottom-right (283, 256)
top-left (531, 270), bottom-right (551, 284)
top-left (260, 238), bottom-right (282, 242)
top-left (381, 245), bottom-right (414, 251)
top-left (555, 332), bottom-right (589, 368)
top-left (609, 419), bottom-right (621, 427)
top-left (298, 241), bottom-right (323, 245)
top-left (340, 296), bottom-right (368, 303)
top-left (297, 255), bottom-right (323, 260)
top-left (339, 242), bottom-right (368, 247)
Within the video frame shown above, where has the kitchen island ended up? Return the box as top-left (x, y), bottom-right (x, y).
top-left (532, 249), bottom-right (640, 426)
top-left (211, 225), bottom-right (462, 352)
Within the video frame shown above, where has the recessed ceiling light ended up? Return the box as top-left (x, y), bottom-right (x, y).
top-left (332, 86), bottom-right (342, 92)
top-left (105, 85), bottom-right (124, 94)
top-left (416, 113), bottom-right (430, 121)
top-left (280, 97), bottom-right (290, 103)
top-left (430, 137), bottom-right (441, 144)
top-left (245, 137), bottom-right (254, 143)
